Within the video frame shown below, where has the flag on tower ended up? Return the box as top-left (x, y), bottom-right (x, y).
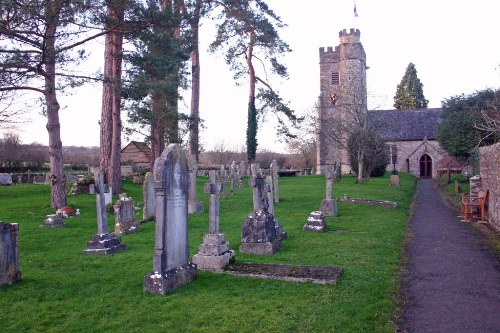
top-left (354, 4), bottom-right (359, 17)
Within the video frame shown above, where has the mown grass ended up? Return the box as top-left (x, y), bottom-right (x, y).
top-left (0, 172), bottom-right (416, 333)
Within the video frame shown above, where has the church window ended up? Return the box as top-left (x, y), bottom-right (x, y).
top-left (331, 72), bottom-right (339, 85)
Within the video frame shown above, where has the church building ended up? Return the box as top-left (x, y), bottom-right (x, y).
top-left (316, 29), bottom-right (447, 178)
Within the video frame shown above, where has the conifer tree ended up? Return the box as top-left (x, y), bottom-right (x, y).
top-left (393, 62), bottom-right (428, 109)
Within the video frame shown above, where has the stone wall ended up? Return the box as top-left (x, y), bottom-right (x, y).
top-left (479, 142), bottom-right (500, 231)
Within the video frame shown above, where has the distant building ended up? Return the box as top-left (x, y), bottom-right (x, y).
top-left (120, 141), bottom-right (151, 173)
top-left (316, 29), bottom-right (448, 178)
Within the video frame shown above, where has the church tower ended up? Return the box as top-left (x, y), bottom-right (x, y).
top-left (316, 28), bottom-right (368, 174)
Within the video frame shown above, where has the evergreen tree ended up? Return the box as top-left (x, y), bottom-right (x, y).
top-left (209, 0), bottom-right (301, 162)
top-left (393, 62), bottom-right (428, 109)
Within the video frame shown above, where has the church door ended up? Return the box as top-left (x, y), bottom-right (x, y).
top-left (419, 154), bottom-right (432, 178)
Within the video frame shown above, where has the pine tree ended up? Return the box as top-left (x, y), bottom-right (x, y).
top-left (393, 63), bottom-right (428, 109)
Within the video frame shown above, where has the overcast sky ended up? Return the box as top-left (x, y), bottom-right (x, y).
top-left (3, 0), bottom-right (499, 153)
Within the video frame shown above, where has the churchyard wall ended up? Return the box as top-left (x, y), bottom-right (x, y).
top-left (479, 142), bottom-right (500, 231)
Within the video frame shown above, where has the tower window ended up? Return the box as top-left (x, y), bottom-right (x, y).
top-left (331, 72), bottom-right (339, 85)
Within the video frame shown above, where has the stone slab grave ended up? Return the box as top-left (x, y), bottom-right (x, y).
top-left (338, 195), bottom-right (397, 208)
top-left (114, 194), bottom-right (140, 235)
top-left (0, 222), bottom-right (22, 286)
top-left (304, 211), bottom-right (327, 232)
top-left (266, 175), bottom-right (287, 240)
top-left (320, 164), bottom-right (338, 216)
top-left (239, 163), bottom-right (283, 256)
top-left (40, 213), bottom-right (67, 228)
top-left (143, 172), bottom-right (155, 221)
top-left (82, 172), bottom-right (126, 255)
top-left (143, 144), bottom-right (196, 295)
top-left (188, 154), bottom-right (204, 214)
top-left (192, 170), bottom-right (234, 271)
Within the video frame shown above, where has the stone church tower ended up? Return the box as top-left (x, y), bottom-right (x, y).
top-left (316, 28), bottom-right (368, 174)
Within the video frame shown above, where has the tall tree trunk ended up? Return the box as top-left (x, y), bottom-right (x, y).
top-left (246, 33), bottom-right (257, 162)
top-left (110, 2), bottom-right (124, 193)
top-left (101, 1), bottom-right (124, 194)
top-left (45, 2), bottom-right (66, 208)
top-left (100, 28), bottom-right (113, 186)
top-left (188, 0), bottom-right (202, 161)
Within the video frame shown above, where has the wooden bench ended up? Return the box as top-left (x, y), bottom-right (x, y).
top-left (461, 189), bottom-right (489, 222)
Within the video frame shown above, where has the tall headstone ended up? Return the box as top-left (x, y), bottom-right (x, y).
top-left (320, 164), bottom-right (338, 216)
top-left (143, 172), bottom-right (155, 220)
top-left (188, 155), bottom-right (204, 213)
top-left (240, 164), bottom-right (282, 255)
top-left (220, 164), bottom-right (227, 199)
top-left (240, 160), bottom-right (248, 178)
top-left (270, 160), bottom-right (280, 203)
top-left (0, 222), bottom-right (21, 286)
top-left (114, 194), bottom-right (140, 235)
top-left (230, 161), bottom-right (237, 196)
top-left (82, 173), bottom-right (126, 255)
top-left (192, 171), bottom-right (234, 271)
top-left (143, 144), bottom-right (196, 295)
top-left (266, 176), bottom-right (287, 240)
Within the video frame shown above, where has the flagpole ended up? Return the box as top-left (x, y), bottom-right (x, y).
top-left (353, 0), bottom-right (358, 29)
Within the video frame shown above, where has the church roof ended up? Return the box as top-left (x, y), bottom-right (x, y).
top-left (367, 108), bottom-right (443, 141)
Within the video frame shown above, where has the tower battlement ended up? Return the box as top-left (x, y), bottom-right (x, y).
top-left (339, 28), bottom-right (360, 44)
top-left (319, 46), bottom-right (340, 63)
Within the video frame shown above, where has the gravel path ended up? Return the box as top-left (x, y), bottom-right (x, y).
top-left (398, 179), bottom-right (500, 333)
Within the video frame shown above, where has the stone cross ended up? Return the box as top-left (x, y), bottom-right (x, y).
top-left (187, 154), bottom-right (203, 213)
top-left (249, 163), bottom-right (268, 212)
top-left (220, 164), bottom-right (227, 199)
top-left (94, 172), bottom-right (110, 235)
top-left (144, 144), bottom-right (196, 295)
top-left (270, 160), bottom-right (280, 203)
top-left (204, 170), bottom-right (220, 234)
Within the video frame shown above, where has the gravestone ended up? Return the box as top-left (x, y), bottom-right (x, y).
top-left (82, 173), bottom-right (126, 255)
top-left (240, 164), bottom-right (282, 255)
top-left (240, 160), bottom-right (248, 178)
top-left (320, 164), bottom-right (338, 216)
top-left (0, 173), bottom-right (13, 186)
top-left (143, 144), bottom-right (196, 295)
top-left (304, 211), bottom-right (326, 232)
top-left (230, 161), bottom-right (237, 196)
top-left (143, 172), bottom-right (155, 220)
top-left (0, 222), bottom-right (21, 285)
top-left (270, 160), bottom-right (280, 203)
top-left (192, 170), bottom-right (234, 271)
top-left (40, 214), bottom-right (67, 228)
top-left (188, 155), bottom-right (204, 213)
top-left (220, 164), bottom-right (227, 199)
top-left (389, 174), bottom-right (400, 186)
top-left (114, 194), bottom-right (140, 235)
top-left (266, 176), bottom-right (287, 240)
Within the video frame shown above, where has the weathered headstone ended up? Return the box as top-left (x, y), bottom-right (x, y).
top-left (142, 172), bottom-right (155, 220)
top-left (304, 211), bottom-right (326, 232)
top-left (0, 222), bottom-right (21, 286)
top-left (82, 173), bottom-right (126, 255)
top-left (104, 187), bottom-right (113, 205)
top-left (188, 155), bottom-right (204, 213)
top-left (390, 174), bottom-right (400, 186)
top-left (240, 160), bottom-right (248, 178)
top-left (266, 176), bottom-right (287, 240)
top-left (240, 164), bottom-right (282, 255)
top-left (220, 164), bottom-right (227, 199)
top-left (143, 144), bottom-right (196, 295)
top-left (114, 194), bottom-right (140, 235)
top-left (0, 173), bottom-right (13, 186)
top-left (320, 164), bottom-right (338, 217)
top-left (270, 160), bottom-right (280, 203)
top-left (192, 171), bottom-right (234, 271)
top-left (40, 214), bottom-right (67, 228)
top-left (230, 161), bottom-right (237, 196)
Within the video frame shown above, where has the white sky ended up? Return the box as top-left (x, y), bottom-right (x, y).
top-left (3, 0), bottom-right (499, 153)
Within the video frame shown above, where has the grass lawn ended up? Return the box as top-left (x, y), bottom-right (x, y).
top-left (0, 172), bottom-right (416, 333)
